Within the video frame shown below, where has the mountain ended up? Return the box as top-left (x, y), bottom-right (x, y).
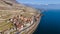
top-left (0, 0), bottom-right (41, 34)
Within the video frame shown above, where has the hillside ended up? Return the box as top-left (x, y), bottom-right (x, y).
top-left (0, 0), bottom-right (40, 33)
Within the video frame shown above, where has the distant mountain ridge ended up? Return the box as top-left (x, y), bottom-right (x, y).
top-left (24, 4), bottom-right (60, 9)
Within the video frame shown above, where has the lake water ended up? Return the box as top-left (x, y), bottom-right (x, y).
top-left (33, 9), bottom-right (60, 34)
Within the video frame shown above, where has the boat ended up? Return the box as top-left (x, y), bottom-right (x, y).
top-left (0, 0), bottom-right (42, 34)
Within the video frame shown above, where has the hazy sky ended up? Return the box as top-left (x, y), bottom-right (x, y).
top-left (16, 0), bottom-right (60, 4)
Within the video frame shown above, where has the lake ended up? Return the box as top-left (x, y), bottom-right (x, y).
top-left (33, 9), bottom-right (60, 34)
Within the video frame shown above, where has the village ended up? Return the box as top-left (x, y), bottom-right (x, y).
top-left (0, 10), bottom-right (40, 34)
top-left (8, 13), bottom-right (40, 34)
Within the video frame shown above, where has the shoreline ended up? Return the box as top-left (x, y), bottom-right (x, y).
top-left (26, 16), bottom-right (41, 34)
top-left (18, 13), bottom-right (42, 34)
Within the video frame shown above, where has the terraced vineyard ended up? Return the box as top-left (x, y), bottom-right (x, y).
top-left (0, 0), bottom-right (41, 34)
top-left (0, 11), bottom-right (13, 32)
